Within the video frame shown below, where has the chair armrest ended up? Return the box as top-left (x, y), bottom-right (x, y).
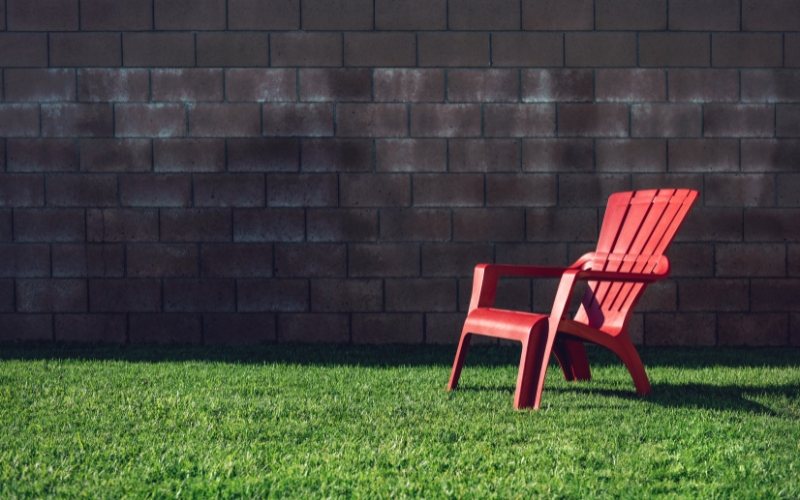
top-left (575, 255), bottom-right (671, 283)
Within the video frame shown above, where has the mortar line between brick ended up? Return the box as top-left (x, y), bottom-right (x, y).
top-left (739, 0), bottom-right (743, 32)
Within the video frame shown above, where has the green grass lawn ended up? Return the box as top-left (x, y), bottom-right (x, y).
top-left (0, 344), bottom-right (798, 499)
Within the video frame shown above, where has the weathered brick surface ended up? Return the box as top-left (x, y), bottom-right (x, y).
top-left (4, 69), bottom-right (76, 102)
top-left (596, 70), bottom-right (665, 103)
top-left (55, 314), bottom-right (127, 343)
top-left (52, 244), bottom-right (124, 278)
top-left (130, 314), bottom-right (201, 344)
top-left (374, 70), bottom-right (444, 102)
top-left (228, 139), bottom-right (299, 172)
top-left (306, 208), bottom-right (378, 241)
top-left (449, 139), bottom-right (520, 173)
top-left (127, 244), bottom-right (198, 278)
top-left (228, 0), bottom-right (299, 30)
top-left (123, 33), bottom-right (196, 67)
top-left (226, 69), bottom-right (296, 103)
top-left (522, 0), bottom-right (593, 30)
top-left (78, 69), bottom-right (149, 103)
top-left (87, 209), bottom-right (159, 243)
top-left (154, 139), bottom-right (225, 172)
top-left (204, 314), bottom-right (276, 344)
top-left (668, 70), bottom-right (739, 103)
top-left (237, 279), bottom-right (309, 312)
top-left (233, 209), bottom-right (305, 242)
top-left (163, 279), bottom-right (236, 312)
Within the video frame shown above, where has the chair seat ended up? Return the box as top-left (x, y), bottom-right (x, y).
top-left (464, 308), bottom-right (548, 342)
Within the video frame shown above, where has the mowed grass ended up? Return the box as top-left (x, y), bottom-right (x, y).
top-left (0, 344), bottom-right (798, 499)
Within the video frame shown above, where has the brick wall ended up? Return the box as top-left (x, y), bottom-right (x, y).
top-left (0, 0), bottom-right (798, 347)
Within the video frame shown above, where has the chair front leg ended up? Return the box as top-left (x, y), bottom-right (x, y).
top-left (447, 330), bottom-right (473, 391)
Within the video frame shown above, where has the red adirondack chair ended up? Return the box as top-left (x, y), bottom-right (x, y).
top-left (447, 189), bottom-right (699, 409)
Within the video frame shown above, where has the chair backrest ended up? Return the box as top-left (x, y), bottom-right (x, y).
top-left (574, 189), bottom-right (698, 330)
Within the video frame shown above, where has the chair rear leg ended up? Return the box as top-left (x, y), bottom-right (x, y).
top-left (447, 330), bottom-right (473, 391)
top-left (552, 339), bottom-right (591, 382)
top-left (611, 335), bottom-right (651, 395)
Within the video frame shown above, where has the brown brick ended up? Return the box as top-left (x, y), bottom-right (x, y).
top-left (154, 139), bottom-right (225, 172)
top-left (130, 164), bottom-right (200, 202)
top-left (679, 279), bottom-right (749, 312)
top-left (4, 69), bottom-right (75, 102)
top-left (349, 244), bottom-right (420, 277)
top-left (668, 139), bottom-right (738, 173)
top-left (164, 279), bottom-right (235, 312)
top-left (13, 209), bottom-right (84, 242)
top-left (344, 33), bottom-right (416, 68)
top-left (50, 33), bottom-right (121, 67)
top-left (0, 174), bottom-right (44, 207)
top-left (374, 69), bottom-right (444, 103)
top-left (453, 208), bottom-right (525, 242)
top-left (558, 104), bottom-right (628, 138)
top-left (17, 279), bottom-right (86, 312)
top-left (449, 69), bottom-right (518, 103)
top-left (742, 140), bottom-right (800, 172)
top-left (228, 0), bottom-right (299, 30)
top-left (492, 33), bottom-right (563, 68)
top-left (418, 33), bottom-right (489, 67)
top-left (631, 173), bottom-right (703, 193)
top-left (716, 243), bottom-right (786, 277)
top-left (718, 313), bottom-right (788, 347)
top-left (742, 70), bottom-right (800, 103)
top-left (423, 312), bottom-right (465, 344)
top-left (52, 244), bottom-right (124, 278)
top-left (787, 35), bottom-right (800, 68)
top-left (645, 313), bottom-right (715, 346)
top-left (376, 139), bottom-right (446, 172)
top-left (203, 313), bottom-right (276, 345)
top-left (233, 208), bottom-right (305, 242)
top-left (82, 139), bottom-right (152, 174)
top-left (413, 173), bottom-right (483, 207)
top-left (129, 314), bottom-right (201, 344)
top-left (81, 0), bottom-right (152, 30)
top-left (267, 174), bottom-right (337, 207)
top-left (306, 208), bottom-right (378, 242)
top-left (486, 174), bottom-right (557, 207)
top-left (704, 105), bottom-right (774, 138)
top-left (87, 209), bottom-right (158, 242)
top-left (116, 104), bottom-right (185, 138)
top-left (0, 314), bottom-right (53, 341)
top-left (226, 69), bottom-right (295, 103)
top-left (631, 104), bottom-right (702, 138)
top-left (193, 174), bottom-right (265, 207)
top-left (154, 0), bottom-right (225, 30)
top-left (639, 34), bottom-right (710, 68)
top-left (596, 0), bottom-right (666, 30)
top-left (160, 208), bottom-right (231, 242)
top-left (375, 0), bottom-right (446, 30)
top-left (299, 69), bottom-right (371, 103)
top-left (486, 104), bottom-right (556, 138)
top-left (596, 70), bottom-right (665, 103)
top-left (262, 104), bottom-right (334, 137)
top-left (197, 33), bottom-right (269, 67)
top-left (274, 243), bottom-right (346, 277)
top-left (0, 244), bottom-right (50, 277)
top-left (777, 105), bottom-right (800, 137)
top-left (667, 243), bottom-right (714, 277)
top-left (311, 279), bottom-right (382, 312)
top-left (270, 33), bottom-right (342, 67)
top-left (635, 280), bottom-right (677, 312)
top-left (521, 0), bottom-right (593, 30)
top-left (122, 33), bottom-right (195, 68)
top-left (340, 174), bottom-right (410, 207)
top-left (386, 278), bottom-right (456, 312)
top-left (302, 0), bottom-right (372, 30)
top-left (422, 243), bottom-right (492, 277)
top-left (7, 140), bottom-right (78, 173)
top-left (705, 174), bottom-right (775, 207)
top-left (742, 0), bottom-right (800, 31)
top-left (279, 313), bottom-right (349, 343)
top-left (565, 33), bottom-right (636, 67)
top-left (411, 104), bottom-right (481, 138)
top-left (229, 139), bottom-right (299, 172)
top-left (751, 279), bottom-right (800, 311)
top-left (558, 174), bottom-right (630, 207)
top-left (449, 0), bottom-right (519, 30)
top-left (152, 69), bottom-right (223, 102)
top-left (41, 104), bottom-right (113, 138)
top-left (713, 34), bottom-right (783, 68)
top-left (791, 245), bottom-right (800, 276)
top-left (55, 314), bottom-right (126, 343)
top-left (449, 139), bottom-right (520, 173)
top-left (46, 174), bottom-right (117, 207)
top-left (668, 69), bottom-right (739, 103)
top-left (669, 0), bottom-right (739, 30)
top-left (337, 104), bottom-right (408, 138)
top-left (522, 139), bottom-right (593, 173)
top-left (0, 104), bottom-right (39, 137)
top-left (379, 209), bottom-right (451, 242)
top-left (127, 244), bottom-right (198, 278)
top-left (189, 104), bottom-right (261, 138)
top-left (0, 211), bottom-right (10, 242)
top-left (778, 174), bottom-right (800, 206)
top-left (301, 139), bottom-right (373, 172)
top-left (201, 244), bottom-right (272, 278)
top-left (7, 0), bottom-right (78, 31)
top-left (597, 139), bottom-right (666, 173)
top-left (237, 279), bottom-right (309, 312)
top-left (744, 208), bottom-right (800, 242)
top-left (794, 314), bottom-right (800, 346)
top-left (353, 314), bottom-right (423, 344)
top-left (0, 34), bottom-right (48, 67)
top-left (676, 207), bottom-right (743, 242)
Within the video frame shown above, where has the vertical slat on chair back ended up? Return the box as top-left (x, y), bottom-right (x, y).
top-left (578, 189), bottom-right (698, 329)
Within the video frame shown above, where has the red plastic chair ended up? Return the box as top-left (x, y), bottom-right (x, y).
top-left (447, 189), bottom-right (699, 409)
